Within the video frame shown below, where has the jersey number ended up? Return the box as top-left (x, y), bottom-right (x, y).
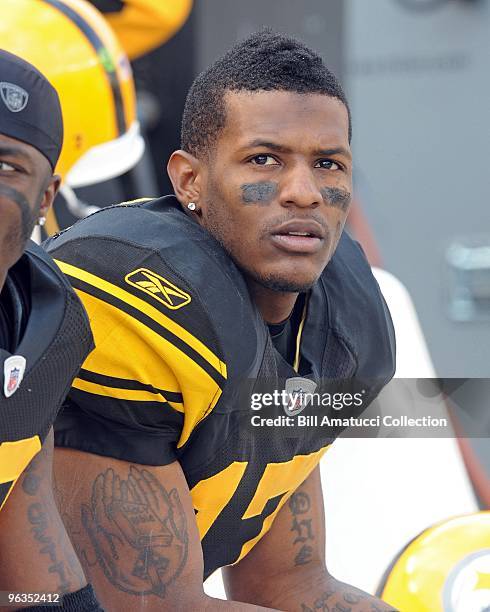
top-left (190, 445), bottom-right (329, 563)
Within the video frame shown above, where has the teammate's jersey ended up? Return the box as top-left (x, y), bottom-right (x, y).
top-left (88, 0), bottom-right (193, 60)
top-left (44, 196), bottom-right (396, 578)
top-left (0, 241), bottom-right (94, 510)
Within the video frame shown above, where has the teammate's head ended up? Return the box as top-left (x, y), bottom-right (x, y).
top-left (168, 30), bottom-right (352, 298)
top-left (0, 50), bottom-right (62, 283)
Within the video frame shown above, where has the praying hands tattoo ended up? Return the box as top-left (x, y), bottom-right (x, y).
top-left (81, 466), bottom-right (188, 598)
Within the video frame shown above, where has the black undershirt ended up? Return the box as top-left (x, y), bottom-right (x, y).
top-left (0, 259), bottom-right (31, 351)
top-left (267, 294), bottom-right (306, 367)
top-left (0, 282), bottom-right (14, 351)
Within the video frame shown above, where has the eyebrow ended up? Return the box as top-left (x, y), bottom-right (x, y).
top-left (242, 140), bottom-right (293, 154)
top-left (0, 145), bottom-right (33, 163)
top-left (312, 147), bottom-right (352, 160)
top-left (240, 140), bottom-right (352, 160)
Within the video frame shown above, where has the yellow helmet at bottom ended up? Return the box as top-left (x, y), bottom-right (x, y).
top-left (378, 512), bottom-right (490, 612)
top-left (0, 0), bottom-right (144, 187)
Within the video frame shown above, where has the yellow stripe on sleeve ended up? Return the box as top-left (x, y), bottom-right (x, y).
top-left (69, 287), bottom-right (221, 447)
top-left (72, 377), bottom-right (184, 412)
top-left (0, 436), bottom-right (41, 484)
top-left (54, 259), bottom-right (227, 379)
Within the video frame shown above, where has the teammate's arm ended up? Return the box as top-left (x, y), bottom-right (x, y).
top-left (53, 448), bottom-right (278, 611)
top-left (222, 466), bottom-right (398, 612)
top-left (0, 430), bottom-right (87, 599)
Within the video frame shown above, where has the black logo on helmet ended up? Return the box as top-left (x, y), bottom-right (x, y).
top-left (0, 82), bottom-right (29, 113)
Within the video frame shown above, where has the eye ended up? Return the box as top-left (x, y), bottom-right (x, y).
top-left (0, 161), bottom-right (16, 172)
top-left (315, 159), bottom-right (341, 171)
top-left (250, 154), bottom-right (279, 166)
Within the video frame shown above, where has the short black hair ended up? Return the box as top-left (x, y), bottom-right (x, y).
top-left (181, 29), bottom-right (351, 159)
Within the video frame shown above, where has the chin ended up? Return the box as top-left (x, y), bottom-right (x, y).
top-left (256, 270), bottom-right (319, 293)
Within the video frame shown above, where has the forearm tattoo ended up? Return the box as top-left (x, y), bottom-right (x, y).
top-left (300, 585), bottom-right (396, 612)
top-left (21, 448), bottom-right (85, 594)
top-left (288, 490), bottom-right (315, 566)
top-left (288, 488), bottom-right (397, 611)
top-left (79, 465), bottom-right (188, 598)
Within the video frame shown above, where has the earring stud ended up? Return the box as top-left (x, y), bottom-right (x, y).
top-left (38, 216), bottom-right (46, 227)
top-left (187, 202), bottom-right (197, 211)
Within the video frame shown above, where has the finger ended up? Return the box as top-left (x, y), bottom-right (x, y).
top-left (103, 468), bottom-right (114, 510)
top-left (92, 474), bottom-right (107, 523)
top-left (113, 474), bottom-right (121, 502)
top-left (130, 466), bottom-right (157, 508)
top-left (127, 473), bottom-right (143, 504)
top-left (81, 502), bottom-right (96, 536)
top-left (142, 468), bottom-right (169, 509)
top-left (81, 503), bottom-right (117, 580)
top-left (168, 488), bottom-right (187, 542)
top-left (120, 480), bottom-right (129, 501)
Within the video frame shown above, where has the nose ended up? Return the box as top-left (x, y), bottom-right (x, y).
top-left (278, 163), bottom-right (322, 209)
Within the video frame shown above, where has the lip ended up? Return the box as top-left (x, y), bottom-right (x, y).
top-left (271, 219), bottom-right (325, 239)
top-left (269, 219), bottom-right (325, 254)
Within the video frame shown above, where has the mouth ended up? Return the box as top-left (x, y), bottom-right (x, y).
top-left (269, 220), bottom-right (325, 254)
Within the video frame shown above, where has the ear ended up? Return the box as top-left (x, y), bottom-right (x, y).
top-left (167, 150), bottom-right (203, 212)
top-left (38, 174), bottom-right (61, 220)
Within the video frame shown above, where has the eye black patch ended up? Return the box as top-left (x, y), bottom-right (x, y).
top-left (320, 187), bottom-right (351, 212)
top-left (0, 185), bottom-right (35, 241)
top-left (240, 182), bottom-right (278, 205)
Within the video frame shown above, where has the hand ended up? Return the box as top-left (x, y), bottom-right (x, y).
top-left (81, 466), bottom-right (188, 597)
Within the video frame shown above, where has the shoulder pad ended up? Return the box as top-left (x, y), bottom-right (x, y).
top-left (303, 232), bottom-right (396, 383)
top-left (44, 197), bottom-right (267, 387)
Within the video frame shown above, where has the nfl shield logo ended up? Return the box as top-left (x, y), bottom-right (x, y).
top-left (3, 355), bottom-right (26, 398)
top-left (0, 82), bottom-right (29, 113)
top-left (7, 368), bottom-right (20, 394)
top-left (283, 377), bottom-right (317, 417)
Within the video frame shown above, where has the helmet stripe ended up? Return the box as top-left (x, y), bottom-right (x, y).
top-left (41, 0), bottom-right (127, 136)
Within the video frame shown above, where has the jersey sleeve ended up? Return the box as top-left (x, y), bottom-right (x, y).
top-left (52, 247), bottom-right (227, 467)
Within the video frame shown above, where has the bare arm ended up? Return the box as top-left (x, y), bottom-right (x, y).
top-left (0, 430), bottom-right (87, 604)
top-left (53, 447), bottom-right (279, 611)
top-left (223, 466), bottom-right (398, 612)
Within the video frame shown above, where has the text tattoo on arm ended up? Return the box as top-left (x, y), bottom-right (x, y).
top-left (21, 450), bottom-right (85, 594)
top-left (288, 490), bottom-right (315, 567)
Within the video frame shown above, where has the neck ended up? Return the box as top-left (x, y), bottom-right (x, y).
top-left (0, 269), bottom-right (6, 294)
top-left (246, 279), bottom-right (298, 324)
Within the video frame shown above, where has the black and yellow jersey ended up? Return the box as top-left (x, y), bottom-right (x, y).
top-left (0, 241), bottom-right (94, 511)
top-left (44, 196), bottom-right (395, 578)
top-left (88, 0), bottom-right (193, 60)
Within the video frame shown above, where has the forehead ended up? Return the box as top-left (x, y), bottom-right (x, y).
top-left (0, 132), bottom-right (48, 170)
top-left (220, 90), bottom-right (350, 151)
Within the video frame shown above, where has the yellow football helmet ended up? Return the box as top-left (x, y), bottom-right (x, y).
top-left (96, 0), bottom-right (193, 61)
top-left (0, 0), bottom-right (144, 188)
top-left (379, 512), bottom-right (490, 612)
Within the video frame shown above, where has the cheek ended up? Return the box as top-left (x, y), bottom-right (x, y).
top-left (240, 181), bottom-right (278, 205)
top-left (0, 185), bottom-right (37, 239)
top-left (0, 200), bottom-right (21, 236)
top-left (320, 186), bottom-right (352, 213)
top-left (0, 208), bottom-right (23, 264)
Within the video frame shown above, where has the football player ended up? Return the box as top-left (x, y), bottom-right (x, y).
top-left (46, 31), bottom-right (398, 610)
top-left (0, 50), bottom-right (102, 611)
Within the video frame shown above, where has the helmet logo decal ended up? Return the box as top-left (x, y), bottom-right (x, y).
top-left (125, 268), bottom-right (191, 310)
top-left (443, 549), bottom-right (490, 611)
top-left (0, 82), bottom-right (29, 113)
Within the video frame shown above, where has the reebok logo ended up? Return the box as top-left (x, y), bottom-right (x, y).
top-left (125, 268), bottom-right (191, 310)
